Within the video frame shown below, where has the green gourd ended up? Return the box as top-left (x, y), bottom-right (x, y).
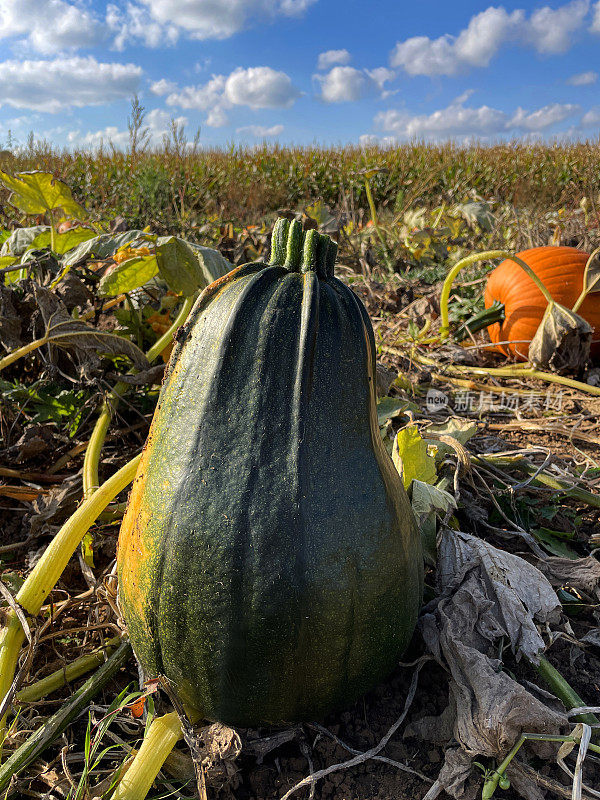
top-left (117, 218), bottom-right (423, 727)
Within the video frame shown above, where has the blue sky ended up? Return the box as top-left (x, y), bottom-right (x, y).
top-left (1, 0), bottom-right (599, 149)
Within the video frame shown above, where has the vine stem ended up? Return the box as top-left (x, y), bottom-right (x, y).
top-left (111, 711), bottom-right (184, 800)
top-left (411, 352), bottom-right (600, 397)
top-left (0, 336), bottom-right (50, 371)
top-left (572, 246), bottom-right (600, 313)
top-left (83, 293), bottom-right (195, 499)
top-left (439, 250), bottom-right (555, 339)
top-left (0, 455), bottom-right (140, 748)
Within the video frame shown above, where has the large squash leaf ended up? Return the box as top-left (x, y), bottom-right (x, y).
top-left (0, 171), bottom-right (86, 218)
top-left (392, 425), bottom-right (437, 489)
top-left (98, 255), bottom-right (159, 296)
top-left (1, 226), bottom-right (49, 257)
top-left (30, 227), bottom-right (96, 255)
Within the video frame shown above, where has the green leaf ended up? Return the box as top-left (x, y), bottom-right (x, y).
top-left (98, 255), bottom-right (159, 296)
top-left (411, 480), bottom-right (457, 565)
top-left (452, 201), bottom-right (494, 232)
top-left (532, 528), bottom-right (579, 559)
top-left (168, 237), bottom-right (231, 289)
top-left (155, 236), bottom-right (205, 296)
top-left (392, 426), bottom-right (438, 489)
top-left (1, 226), bottom-right (49, 256)
top-left (426, 417), bottom-right (478, 445)
top-left (61, 230), bottom-right (152, 266)
top-left (0, 171), bottom-right (86, 218)
top-left (376, 396), bottom-right (409, 426)
top-left (30, 226), bottom-right (96, 255)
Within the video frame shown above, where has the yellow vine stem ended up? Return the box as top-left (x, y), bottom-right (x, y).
top-left (439, 250), bottom-right (555, 339)
top-left (413, 352), bottom-right (600, 397)
top-left (83, 293), bottom-right (195, 499)
top-left (0, 455), bottom-right (141, 749)
top-left (572, 246), bottom-right (600, 313)
top-left (112, 711), bottom-right (185, 800)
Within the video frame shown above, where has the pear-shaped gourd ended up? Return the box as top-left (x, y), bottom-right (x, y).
top-left (117, 219), bottom-right (423, 726)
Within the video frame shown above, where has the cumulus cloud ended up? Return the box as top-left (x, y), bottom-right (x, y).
top-left (106, 2), bottom-right (178, 50)
top-left (115, 0), bottom-right (317, 43)
top-left (161, 66), bottom-right (301, 127)
top-left (317, 49), bottom-right (351, 70)
top-left (567, 70), bottom-right (598, 85)
top-left (316, 66), bottom-right (395, 103)
top-left (374, 96), bottom-right (579, 140)
top-left (390, 1), bottom-right (590, 77)
top-left (68, 108), bottom-right (187, 149)
top-left (0, 56), bottom-right (142, 113)
top-left (236, 123), bottom-right (284, 136)
top-left (592, 0), bottom-right (600, 30)
top-left (580, 107), bottom-right (600, 125)
top-left (0, 0), bottom-right (103, 54)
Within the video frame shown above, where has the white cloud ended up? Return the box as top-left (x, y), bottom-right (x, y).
top-left (0, 0), bottom-right (103, 54)
top-left (317, 49), bottom-right (351, 69)
top-left (316, 65), bottom-right (395, 103)
top-left (526, 0), bottom-right (589, 53)
top-left (592, 0), bottom-right (600, 30)
top-left (224, 66), bottom-right (300, 108)
top-left (0, 56), bottom-right (142, 113)
top-left (375, 96), bottom-right (579, 140)
top-left (150, 78), bottom-right (177, 95)
top-left (163, 66), bottom-right (300, 127)
top-left (580, 107), bottom-right (600, 125)
top-left (236, 124), bottom-right (284, 136)
top-left (68, 107), bottom-right (187, 149)
top-left (567, 70), bottom-right (598, 85)
top-left (129, 0), bottom-right (316, 42)
top-left (511, 102), bottom-right (579, 130)
top-left (390, 1), bottom-right (589, 77)
top-left (106, 2), bottom-right (178, 50)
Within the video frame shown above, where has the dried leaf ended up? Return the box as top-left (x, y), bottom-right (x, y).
top-left (33, 285), bottom-right (148, 371)
top-left (413, 529), bottom-right (565, 799)
top-left (581, 250), bottom-right (600, 296)
top-left (529, 301), bottom-right (592, 373)
top-left (537, 556), bottom-right (600, 602)
top-left (0, 284), bottom-right (22, 351)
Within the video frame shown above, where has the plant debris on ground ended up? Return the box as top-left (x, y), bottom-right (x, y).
top-left (0, 160), bottom-right (599, 800)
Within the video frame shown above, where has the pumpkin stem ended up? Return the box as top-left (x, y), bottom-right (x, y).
top-left (270, 217), bottom-right (337, 278)
top-left (270, 218), bottom-right (290, 266)
top-left (284, 219), bottom-right (304, 271)
top-left (454, 299), bottom-right (505, 341)
top-left (440, 250), bottom-right (555, 339)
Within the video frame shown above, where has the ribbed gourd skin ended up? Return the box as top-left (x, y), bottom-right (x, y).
top-left (117, 223), bottom-right (423, 727)
top-left (484, 246), bottom-right (600, 360)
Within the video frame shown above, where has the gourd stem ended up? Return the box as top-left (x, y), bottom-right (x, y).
top-left (535, 655), bottom-right (600, 727)
top-left (0, 640), bottom-right (133, 793)
top-left (83, 294), bottom-right (194, 499)
top-left (572, 246), bottom-right (600, 313)
top-left (284, 219), bottom-right (304, 271)
top-left (0, 336), bottom-right (50, 371)
top-left (413, 352), bottom-right (600, 397)
top-left (270, 218), bottom-right (290, 265)
top-left (111, 712), bottom-right (183, 800)
top-left (0, 455), bottom-right (140, 748)
top-left (440, 250), bottom-right (555, 339)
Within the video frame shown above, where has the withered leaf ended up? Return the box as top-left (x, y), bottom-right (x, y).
top-left (529, 301), bottom-right (592, 374)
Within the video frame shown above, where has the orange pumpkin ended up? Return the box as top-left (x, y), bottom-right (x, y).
top-left (484, 246), bottom-right (600, 361)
